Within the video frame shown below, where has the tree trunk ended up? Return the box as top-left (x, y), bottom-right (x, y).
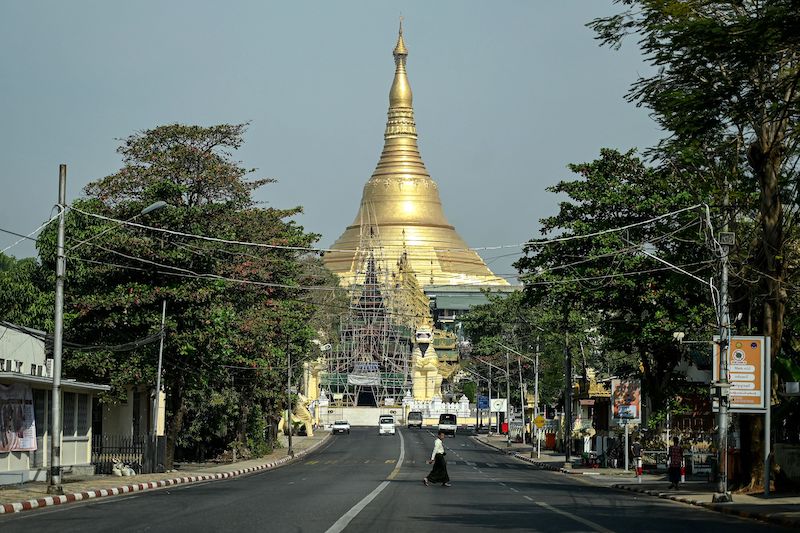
top-left (747, 133), bottom-right (785, 490)
top-left (164, 373), bottom-right (186, 470)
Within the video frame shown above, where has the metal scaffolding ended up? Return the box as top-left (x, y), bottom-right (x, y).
top-left (322, 213), bottom-right (412, 407)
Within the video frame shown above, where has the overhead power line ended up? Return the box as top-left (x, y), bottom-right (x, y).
top-left (68, 203), bottom-right (703, 255)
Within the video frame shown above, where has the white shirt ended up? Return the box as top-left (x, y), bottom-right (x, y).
top-left (431, 437), bottom-right (445, 460)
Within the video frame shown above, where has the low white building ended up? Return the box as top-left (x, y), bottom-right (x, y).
top-left (0, 322), bottom-right (110, 485)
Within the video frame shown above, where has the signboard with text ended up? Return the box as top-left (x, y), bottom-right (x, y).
top-left (713, 335), bottom-right (768, 412)
top-left (490, 398), bottom-right (507, 413)
top-left (477, 395), bottom-right (489, 410)
top-left (611, 379), bottom-right (641, 423)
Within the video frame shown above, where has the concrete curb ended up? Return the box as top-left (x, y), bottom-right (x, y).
top-left (0, 435), bottom-right (331, 516)
top-left (611, 483), bottom-right (800, 528)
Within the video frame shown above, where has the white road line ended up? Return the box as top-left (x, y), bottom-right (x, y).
top-left (325, 430), bottom-right (405, 533)
top-left (524, 496), bottom-right (533, 502)
top-left (534, 501), bottom-right (615, 533)
top-left (509, 487), bottom-right (519, 493)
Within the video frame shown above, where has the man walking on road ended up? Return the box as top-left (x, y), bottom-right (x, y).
top-left (424, 431), bottom-right (451, 487)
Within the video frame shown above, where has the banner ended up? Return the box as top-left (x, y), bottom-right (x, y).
top-left (713, 335), bottom-right (768, 412)
top-left (347, 374), bottom-right (381, 386)
top-left (611, 379), bottom-right (641, 422)
top-left (0, 383), bottom-right (37, 452)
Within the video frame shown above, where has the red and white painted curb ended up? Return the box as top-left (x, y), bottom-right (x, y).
top-left (1, 436), bottom-right (329, 515)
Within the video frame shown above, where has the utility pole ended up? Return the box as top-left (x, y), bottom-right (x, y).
top-left (488, 366), bottom-right (493, 435)
top-left (533, 336), bottom-right (540, 459)
top-left (714, 189), bottom-right (733, 502)
top-left (564, 308), bottom-right (572, 468)
top-left (506, 351), bottom-right (511, 448)
top-left (48, 165), bottom-right (66, 495)
top-left (152, 299), bottom-right (166, 472)
top-left (518, 357), bottom-right (525, 446)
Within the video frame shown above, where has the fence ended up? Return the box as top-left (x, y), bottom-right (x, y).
top-left (641, 449), bottom-right (711, 475)
top-left (91, 434), bottom-right (165, 475)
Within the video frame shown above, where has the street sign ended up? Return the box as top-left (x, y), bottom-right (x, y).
top-left (611, 379), bottom-right (641, 423)
top-left (478, 395), bottom-right (489, 409)
top-left (534, 415), bottom-right (545, 429)
top-left (490, 398), bottom-right (507, 413)
top-left (713, 335), bottom-right (768, 412)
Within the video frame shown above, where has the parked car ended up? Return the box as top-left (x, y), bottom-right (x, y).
top-left (331, 420), bottom-right (351, 434)
top-left (378, 414), bottom-right (396, 435)
top-left (407, 411), bottom-right (423, 429)
top-left (438, 413), bottom-right (457, 436)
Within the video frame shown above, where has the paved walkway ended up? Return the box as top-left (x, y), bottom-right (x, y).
top-left (474, 433), bottom-right (800, 528)
top-left (0, 432), bottom-right (330, 514)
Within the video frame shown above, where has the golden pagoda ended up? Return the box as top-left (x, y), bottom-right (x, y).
top-left (323, 24), bottom-right (509, 288)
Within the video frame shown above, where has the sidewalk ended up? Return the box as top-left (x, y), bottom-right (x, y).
top-left (473, 433), bottom-right (800, 528)
top-left (0, 432), bottom-right (330, 515)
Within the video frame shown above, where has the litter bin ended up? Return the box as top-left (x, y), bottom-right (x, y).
top-left (501, 422), bottom-right (509, 434)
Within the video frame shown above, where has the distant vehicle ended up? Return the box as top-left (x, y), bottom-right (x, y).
top-left (438, 413), bottom-right (457, 436)
top-left (378, 414), bottom-right (396, 435)
top-left (407, 411), bottom-right (423, 429)
top-left (331, 420), bottom-right (350, 434)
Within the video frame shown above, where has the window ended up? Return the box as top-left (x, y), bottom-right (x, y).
top-left (62, 392), bottom-right (91, 440)
top-left (63, 392), bottom-right (76, 435)
top-left (77, 394), bottom-right (89, 434)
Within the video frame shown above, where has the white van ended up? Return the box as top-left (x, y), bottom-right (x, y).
top-left (378, 414), bottom-right (396, 435)
top-left (438, 413), bottom-right (457, 436)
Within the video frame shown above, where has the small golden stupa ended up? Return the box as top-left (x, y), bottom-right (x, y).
top-left (323, 24), bottom-right (508, 287)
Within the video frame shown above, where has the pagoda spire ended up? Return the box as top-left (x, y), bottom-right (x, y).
top-left (323, 25), bottom-right (509, 288)
top-left (374, 20), bottom-right (428, 181)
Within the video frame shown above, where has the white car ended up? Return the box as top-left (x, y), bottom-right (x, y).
top-left (331, 420), bottom-right (351, 434)
top-left (378, 415), bottom-right (396, 435)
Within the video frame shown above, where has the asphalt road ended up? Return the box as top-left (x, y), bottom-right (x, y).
top-left (0, 427), bottom-right (787, 532)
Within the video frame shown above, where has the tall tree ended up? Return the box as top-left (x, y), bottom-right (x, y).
top-left (37, 124), bottom-right (326, 466)
top-left (515, 149), bottom-right (715, 411)
top-left (590, 0), bottom-right (800, 488)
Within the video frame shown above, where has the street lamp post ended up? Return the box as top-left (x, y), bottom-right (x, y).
top-left (151, 299), bottom-right (167, 472)
top-left (518, 356), bottom-right (526, 446)
top-left (506, 351), bottom-right (511, 448)
top-left (534, 336), bottom-right (540, 458)
top-left (564, 328), bottom-right (573, 468)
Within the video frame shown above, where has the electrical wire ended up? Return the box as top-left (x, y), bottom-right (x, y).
top-left (68, 203), bottom-right (703, 255)
top-left (0, 208), bottom-right (62, 255)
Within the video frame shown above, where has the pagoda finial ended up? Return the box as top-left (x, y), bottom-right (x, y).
top-left (393, 17), bottom-right (408, 59)
top-left (388, 20), bottom-right (413, 126)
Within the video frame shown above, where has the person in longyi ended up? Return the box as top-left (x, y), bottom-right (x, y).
top-left (424, 431), bottom-right (451, 487)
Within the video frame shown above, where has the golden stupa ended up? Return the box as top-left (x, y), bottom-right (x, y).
top-left (324, 25), bottom-right (508, 287)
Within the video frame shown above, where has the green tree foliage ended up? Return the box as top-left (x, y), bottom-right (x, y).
top-left (0, 253), bottom-right (52, 329)
top-left (36, 124), bottom-right (333, 466)
top-left (590, 0), bottom-right (800, 369)
top-left (590, 0), bottom-right (800, 489)
top-left (514, 149), bottom-right (715, 410)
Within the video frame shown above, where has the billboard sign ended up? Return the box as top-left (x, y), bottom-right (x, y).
top-left (611, 379), bottom-right (641, 423)
top-left (713, 335), bottom-right (768, 412)
top-left (0, 383), bottom-right (37, 452)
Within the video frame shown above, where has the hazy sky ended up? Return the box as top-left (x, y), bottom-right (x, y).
top-left (0, 1), bottom-right (660, 280)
